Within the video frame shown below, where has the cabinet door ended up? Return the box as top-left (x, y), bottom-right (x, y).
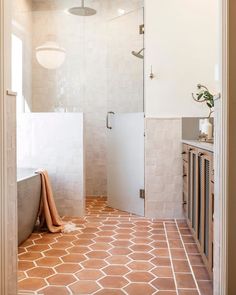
top-left (189, 148), bottom-right (198, 235)
top-left (199, 150), bottom-right (214, 274)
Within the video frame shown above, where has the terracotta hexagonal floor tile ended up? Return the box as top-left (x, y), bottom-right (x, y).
top-left (126, 271), bottom-right (155, 282)
top-left (105, 255), bottom-right (131, 265)
top-left (96, 230), bottom-right (116, 237)
top-left (93, 237), bottom-right (114, 243)
top-left (98, 276), bottom-right (129, 288)
top-left (178, 290), bottom-right (199, 295)
top-left (76, 269), bottom-right (104, 280)
top-left (18, 247), bottom-right (26, 255)
top-left (151, 266), bottom-right (173, 278)
top-left (28, 233), bottom-right (42, 240)
top-left (115, 228), bottom-right (134, 234)
top-left (131, 237), bottom-right (152, 244)
top-left (18, 271), bottom-right (26, 281)
top-left (36, 257), bottom-right (62, 267)
top-left (124, 283), bottom-right (156, 295)
top-left (111, 240), bottom-right (133, 247)
top-left (151, 248), bottom-right (169, 257)
top-left (113, 234), bottom-right (133, 240)
top-left (62, 254), bottom-right (87, 263)
top-left (39, 286), bottom-right (71, 295)
top-left (18, 278), bottom-right (46, 291)
top-left (86, 251), bottom-right (110, 259)
top-left (44, 249), bottom-right (68, 257)
top-left (109, 248), bottom-right (132, 256)
top-left (90, 243), bottom-right (112, 251)
top-left (19, 240), bottom-right (33, 248)
top-left (67, 246), bottom-right (90, 254)
top-left (102, 265), bottom-right (130, 276)
top-left (150, 241), bottom-right (168, 248)
top-left (18, 261), bottom-right (35, 271)
top-left (72, 239), bottom-right (95, 246)
top-left (151, 257), bottom-right (171, 267)
top-left (151, 278), bottom-right (176, 290)
top-left (81, 259), bottom-right (107, 269)
top-left (27, 244), bottom-right (51, 252)
top-left (157, 292), bottom-right (177, 295)
top-left (47, 274), bottom-right (76, 286)
top-left (129, 252), bottom-right (153, 261)
top-left (130, 244), bottom-right (153, 252)
top-left (127, 261), bottom-right (154, 271)
top-left (27, 267), bottom-right (55, 278)
top-left (94, 290), bottom-right (126, 295)
top-left (56, 236), bottom-right (77, 243)
top-left (175, 273), bottom-right (196, 289)
top-left (70, 281), bottom-right (101, 294)
top-left (50, 242), bottom-right (72, 249)
top-left (55, 263), bottom-right (82, 273)
top-left (34, 237), bottom-right (56, 245)
top-left (18, 252), bottom-right (43, 261)
top-left (99, 225), bottom-right (117, 231)
top-left (77, 233), bottom-right (97, 240)
top-left (82, 228), bottom-right (100, 234)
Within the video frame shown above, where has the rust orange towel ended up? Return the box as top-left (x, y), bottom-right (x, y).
top-left (37, 170), bottom-right (64, 233)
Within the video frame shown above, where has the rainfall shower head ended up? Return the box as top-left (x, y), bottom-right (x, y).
top-left (68, 0), bottom-right (97, 16)
top-left (132, 48), bottom-right (144, 59)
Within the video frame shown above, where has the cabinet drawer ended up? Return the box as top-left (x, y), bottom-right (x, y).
top-left (182, 144), bottom-right (189, 162)
top-left (183, 192), bottom-right (187, 212)
top-left (211, 167), bottom-right (214, 183)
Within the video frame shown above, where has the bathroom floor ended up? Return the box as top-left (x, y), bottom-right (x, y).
top-left (18, 197), bottom-right (213, 295)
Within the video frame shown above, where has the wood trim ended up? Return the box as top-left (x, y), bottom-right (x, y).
top-left (227, 0), bottom-right (236, 293)
top-left (214, 0), bottom-right (228, 294)
top-left (0, 0), bottom-right (18, 294)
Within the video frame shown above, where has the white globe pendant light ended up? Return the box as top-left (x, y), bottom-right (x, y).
top-left (36, 41), bottom-right (66, 70)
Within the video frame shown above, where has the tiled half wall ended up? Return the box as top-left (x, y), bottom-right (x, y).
top-left (145, 118), bottom-right (183, 219)
top-left (17, 113), bottom-right (85, 217)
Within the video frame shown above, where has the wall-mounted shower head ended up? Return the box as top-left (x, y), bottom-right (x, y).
top-left (131, 48), bottom-right (144, 59)
top-left (68, 0), bottom-right (97, 16)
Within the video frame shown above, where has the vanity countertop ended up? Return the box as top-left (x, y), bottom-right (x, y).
top-left (182, 139), bottom-right (214, 153)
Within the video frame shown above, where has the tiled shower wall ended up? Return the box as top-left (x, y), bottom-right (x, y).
top-left (31, 0), bottom-right (144, 196)
top-left (145, 118), bottom-right (184, 219)
top-left (17, 113), bottom-right (85, 217)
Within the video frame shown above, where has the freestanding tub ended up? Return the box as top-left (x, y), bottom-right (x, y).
top-left (17, 168), bottom-right (41, 246)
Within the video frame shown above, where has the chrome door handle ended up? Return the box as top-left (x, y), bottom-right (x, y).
top-left (6, 90), bottom-right (17, 96)
top-left (106, 111), bottom-right (115, 129)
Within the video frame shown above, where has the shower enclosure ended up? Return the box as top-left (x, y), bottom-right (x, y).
top-left (12, 0), bottom-right (145, 216)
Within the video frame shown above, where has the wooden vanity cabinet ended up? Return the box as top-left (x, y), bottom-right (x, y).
top-left (182, 143), bottom-right (214, 278)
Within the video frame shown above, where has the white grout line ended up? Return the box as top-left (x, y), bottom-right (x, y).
top-left (163, 221), bottom-right (179, 295)
top-left (175, 219), bottom-right (201, 295)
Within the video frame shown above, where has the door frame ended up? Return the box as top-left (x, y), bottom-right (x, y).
top-left (0, 1), bottom-right (231, 295)
top-left (0, 0), bottom-right (18, 294)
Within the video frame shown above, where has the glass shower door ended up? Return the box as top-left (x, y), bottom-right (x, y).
top-left (107, 8), bottom-right (145, 216)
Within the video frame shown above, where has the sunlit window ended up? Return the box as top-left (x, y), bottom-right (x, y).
top-left (11, 34), bottom-right (24, 113)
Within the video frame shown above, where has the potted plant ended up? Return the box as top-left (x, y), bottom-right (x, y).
top-left (192, 84), bottom-right (214, 118)
top-left (192, 84), bottom-right (214, 141)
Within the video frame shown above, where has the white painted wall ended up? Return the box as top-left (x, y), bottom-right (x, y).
top-left (145, 0), bottom-right (218, 118)
top-left (17, 113), bottom-right (85, 217)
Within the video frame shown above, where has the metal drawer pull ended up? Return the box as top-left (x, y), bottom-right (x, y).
top-left (182, 151), bottom-right (186, 155)
top-left (183, 174), bottom-right (187, 177)
top-left (6, 90), bottom-right (17, 96)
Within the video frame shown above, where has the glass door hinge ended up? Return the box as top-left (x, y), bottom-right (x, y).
top-left (140, 189), bottom-right (145, 199)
